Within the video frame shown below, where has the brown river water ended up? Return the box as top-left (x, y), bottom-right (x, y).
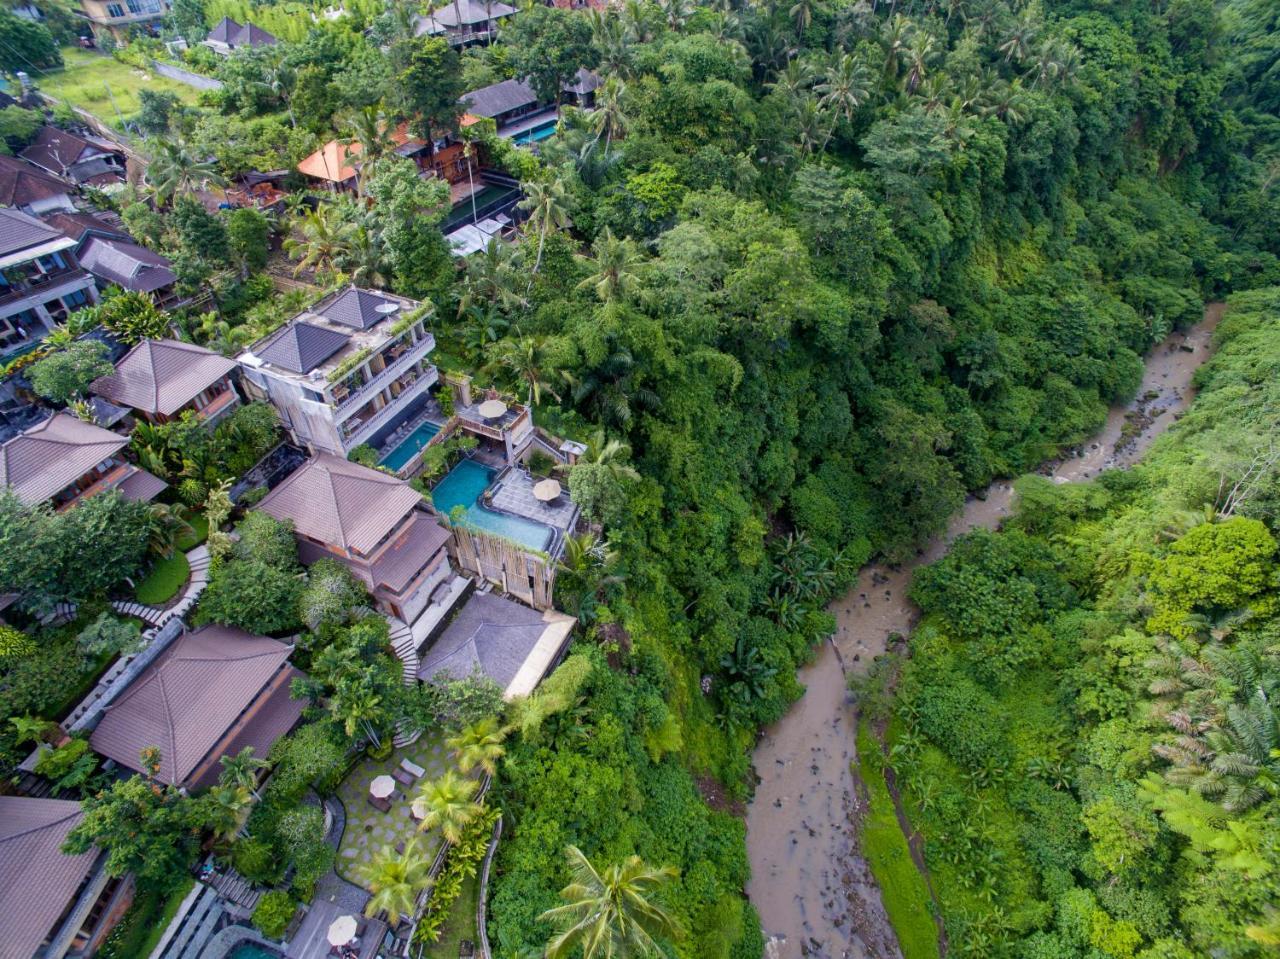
top-left (744, 304), bottom-right (1226, 959)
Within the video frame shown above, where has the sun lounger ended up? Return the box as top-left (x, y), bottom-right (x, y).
top-left (392, 767), bottom-right (415, 787)
top-left (400, 758), bottom-right (426, 778)
top-left (368, 794), bottom-right (392, 813)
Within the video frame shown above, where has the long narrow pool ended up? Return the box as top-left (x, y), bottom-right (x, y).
top-left (431, 460), bottom-right (553, 552)
top-left (378, 420), bottom-right (441, 472)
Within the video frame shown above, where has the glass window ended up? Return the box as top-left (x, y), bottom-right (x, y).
top-left (106, 3), bottom-right (124, 16)
top-left (62, 288), bottom-right (90, 309)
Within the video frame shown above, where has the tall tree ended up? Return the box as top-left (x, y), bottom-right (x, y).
top-left (503, 6), bottom-right (597, 108)
top-left (359, 840), bottom-right (431, 924)
top-left (412, 770), bottom-right (483, 843)
top-left (390, 36), bottom-right (463, 156)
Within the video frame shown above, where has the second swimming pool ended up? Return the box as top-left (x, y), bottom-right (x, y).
top-left (378, 420), bottom-right (441, 472)
top-left (431, 460), bottom-right (553, 552)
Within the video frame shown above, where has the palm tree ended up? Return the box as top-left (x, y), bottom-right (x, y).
top-left (412, 770), bottom-right (483, 843)
top-left (285, 204), bottom-right (349, 279)
top-left (902, 30), bottom-right (937, 94)
top-left (344, 106), bottom-right (397, 195)
top-left (556, 428), bottom-right (640, 481)
top-left (540, 846), bottom-right (680, 959)
top-left (591, 9), bottom-right (632, 77)
top-left (998, 12), bottom-right (1037, 64)
top-left (789, 0), bottom-right (813, 35)
top-left (518, 175), bottom-right (572, 280)
top-left (494, 335), bottom-right (560, 407)
top-left (459, 237), bottom-right (526, 314)
top-left (880, 14), bottom-right (914, 83)
top-left (575, 228), bottom-right (645, 304)
top-left (766, 57), bottom-right (815, 104)
top-left (794, 95), bottom-right (831, 158)
top-left (447, 716), bottom-right (507, 776)
top-left (205, 782), bottom-right (253, 842)
top-left (359, 840), bottom-right (432, 925)
top-left (337, 219), bottom-right (388, 288)
top-left (556, 532), bottom-right (623, 620)
top-left (562, 344), bottom-right (658, 428)
top-left (329, 679), bottom-right (384, 748)
top-left (145, 141), bottom-right (228, 208)
top-left (219, 747), bottom-right (270, 800)
top-left (589, 77), bottom-right (630, 158)
top-left (816, 52), bottom-right (872, 129)
top-left (147, 502), bottom-right (194, 558)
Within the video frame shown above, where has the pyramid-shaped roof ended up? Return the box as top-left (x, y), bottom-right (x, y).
top-left (92, 339), bottom-right (236, 416)
top-left (255, 321), bottom-right (350, 374)
top-left (0, 413), bottom-right (128, 505)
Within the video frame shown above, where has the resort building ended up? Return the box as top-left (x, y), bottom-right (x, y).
top-left (202, 16), bottom-right (278, 54)
top-left (19, 127), bottom-right (126, 188)
top-left (257, 453), bottom-right (468, 632)
top-left (91, 338), bottom-right (240, 426)
top-left (412, 0), bottom-right (515, 45)
top-left (296, 125), bottom-right (430, 193)
top-left (0, 155), bottom-right (76, 216)
top-left (88, 625), bottom-right (306, 791)
top-left (0, 412), bottom-right (167, 508)
top-left (77, 0), bottom-right (168, 40)
top-left (418, 591), bottom-right (575, 699)
top-left (237, 286), bottom-right (438, 457)
top-left (42, 212), bottom-right (184, 308)
top-left (0, 208), bottom-right (97, 352)
top-left (0, 797), bottom-right (133, 959)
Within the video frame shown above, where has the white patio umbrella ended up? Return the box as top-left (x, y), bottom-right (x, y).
top-left (477, 399), bottom-right (507, 420)
top-left (532, 479), bottom-right (562, 503)
top-left (369, 775), bottom-right (395, 799)
top-left (327, 915), bottom-right (358, 947)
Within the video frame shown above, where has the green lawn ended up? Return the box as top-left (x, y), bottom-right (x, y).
top-left (424, 871), bottom-right (479, 957)
top-left (176, 512), bottom-right (209, 552)
top-left (136, 552), bottom-right (190, 605)
top-left (856, 720), bottom-right (941, 959)
top-left (23, 48), bottom-right (202, 128)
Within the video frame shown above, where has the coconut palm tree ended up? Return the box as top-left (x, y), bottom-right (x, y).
top-left (575, 228), bottom-right (645, 304)
top-left (998, 11), bottom-right (1037, 64)
top-left (219, 747), bottom-right (270, 800)
top-left (345, 105), bottom-right (397, 195)
top-left (459, 237), bottom-right (527, 314)
top-left (285, 204), bottom-right (349, 279)
top-left (518, 175), bottom-right (572, 280)
top-left (329, 678), bottom-right (384, 748)
top-left (816, 52), bottom-right (872, 129)
top-left (540, 845), bottom-right (680, 959)
top-left (447, 716), bottom-right (507, 776)
top-left (493, 335), bottom-right (560, 407)
top-left (205, 782), bottom-right (253, 843)
top-left (556, 428), bottom-right (640, 480)
top-left (359, 840), bottom-right (432, 925)
top-left (588, 77), bottom-right (630, 158)
top-left (336, 218), bottom-right (388, 288)
top-left (146, 502), bottom-right (194, 558)
top-left (901, 30), bottom-right (937, 94)
top-left (412, 770), bottom-right (483, 843)
top-left (145, 141), bottom-right (227, 208)
top-left (556, 532), bottom-right (623, 619)
top-left (789, 0), bottom-right (813, 35)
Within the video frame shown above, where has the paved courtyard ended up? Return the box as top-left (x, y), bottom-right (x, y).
top-left (333, 731), bottom-right (455, 885)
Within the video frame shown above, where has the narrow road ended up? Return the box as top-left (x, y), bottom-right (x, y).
top-left (744, 304), bottom-right (1225, 959)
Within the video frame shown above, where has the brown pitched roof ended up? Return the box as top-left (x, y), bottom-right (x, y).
top-left (92, 339), bottom-right (236, 416)
top-left (40, 210), bottom-right (129, 242)
top-left (258, 453), bottom-right (422, 555)
top-left (0, 413), bottom-right (128, 505)
top-left (0, 797), bottom-right (100, 959)
top-left (0, 155), bottom-right (72, 208)
top-left (90, 625), bottom-right (297, 787)
top-left (187, 663), bottom-right (305, 790)
top-left (19, 126), bottom-right (114, 177)
top-left (77, 237), bottom-right (177, 295)
top-left (368, 510), bottom-right (451, 593)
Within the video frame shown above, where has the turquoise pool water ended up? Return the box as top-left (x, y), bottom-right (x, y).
top-left (512, 120), bottom-right (557, 145)
top-left (431, 460), bottom-right (553, 552)
top-left (379, 420), bottom-right (441, 472)
top-left (229, 944), bottom-right (281, 959)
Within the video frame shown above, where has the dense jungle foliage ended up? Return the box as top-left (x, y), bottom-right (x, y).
top-left (889, 288), bottom-right (1280, 957)
top-left (465, 0), bottom-right (1280, 955)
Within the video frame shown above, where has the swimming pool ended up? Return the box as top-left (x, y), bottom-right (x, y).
top-left (431, 460), bottom-right (553, 552)
top-left (379, 420), bottom-right (441, 472)
top-left (229, 943), bottom-right (282, 959)
top-left (512, 120), bottom-right (557, 145)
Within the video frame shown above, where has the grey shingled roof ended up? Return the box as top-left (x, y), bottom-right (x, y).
top-left (313, 287), bottom-right (406, 331)
top-left (77, 236), bottom-right (177, 294)
top-left (0, 155), bottom-right (72, 208)
top-left (91, 339), bottom-right (235, 416)
top-left (89, 625), bottom-right (296, 787)
top-left (460, 78), bottom-right (537, 119)
top-left (0, 797), bottom-right (100, 959)
top-left (368, 510), bottom-right (451, 593)
top-left (0, 413), bottom-right (128, 505)
top-left (255, 321), bottom-right (350, 373)
top-left (257, 452), bottom-right (422, 555)
top-left (418, 591), bottom-right (549, 689)
top-left (207, 16), bottom-right (277, 46)
top-left (206, 15), bottom-right (240, 41)
top-left (0, 207), bottom-right (65, 258)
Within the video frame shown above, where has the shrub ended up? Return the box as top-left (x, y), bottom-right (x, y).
top-left (251, 890), bottom-right (296, 940)
top-left (196, 559), bottom-right (303, 635)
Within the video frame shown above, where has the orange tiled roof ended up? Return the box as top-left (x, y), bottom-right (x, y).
top-left (296, 124), bottom-right (424, 183)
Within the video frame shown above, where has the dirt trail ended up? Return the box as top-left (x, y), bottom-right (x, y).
top-left (745, 304), bottom-right (1224, 959)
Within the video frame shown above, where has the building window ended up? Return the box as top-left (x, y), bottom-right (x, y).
top-left (106, 3), bottom-right (124, 15)
top-left (62, 288), bottom-right (90, 310)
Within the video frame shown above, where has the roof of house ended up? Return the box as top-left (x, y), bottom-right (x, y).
top-left (311, 286), bottom-right (408, 331)
top-left (0, 155), bottom-right (72, 208)
top-left (39, 210), bottom-right (129, 242)
top-left (257, 452), bottom-right (423, 555)
top-left (296, 125), bottom-right (422, 183)
top-left (207, 16), bottom-right (278, 47)
top-left (413, 0), bottom-right (514, 31)
top-left (565, 67), bottom-right (601, 96)
top-left (0, 797), bottom-right (100, 959)
top-left (368, 510), bottom-right (451, 593)
top-left (0, 207), bottom-right (71, 259)
top-left (460, 78), bottom-right (537, 119)
top-left (20, 126), bottom-right (118, 176)
top-left (77, 236), bottom-right (176, 294)
top-left (91, 339), bottom-right (236, 416)
top-left (254, 320), bottom-right (351, 374)
top-left (418, 591), bottom-right (562, 692)
top-left (89, 625), bottom-right (300, 787)
top-left (0, 413), bottom-right (128, 505)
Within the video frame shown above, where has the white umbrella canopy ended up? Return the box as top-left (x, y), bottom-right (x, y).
top-left (369, 775), bottom-right (395, 799)
top-left (327, 915), bottom-right (358, 946)
top-left (477, 399), bottom-right (507, 419)
top-left (532, 479), bottom-right (562, 502)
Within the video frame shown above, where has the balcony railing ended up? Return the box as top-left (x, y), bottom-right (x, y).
top-left (0, 266), bottom-right (84, 308)
top-left (333, 333), bottom-right (435, 419)
top-left (194, 388), bottom-right (238, 422)
top-left (343, 368), bottom-right (440, 450)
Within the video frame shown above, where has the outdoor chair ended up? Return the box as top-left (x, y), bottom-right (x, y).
top-left (392, 767), bottom-right (415, 788)
top-left (400, 758), bottom-right (426, 778)
top-left (368, 795), bottom-right (392, 813)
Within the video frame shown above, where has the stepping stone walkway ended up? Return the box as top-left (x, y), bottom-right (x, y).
top-left (110, 544), bottom-right (213, 629)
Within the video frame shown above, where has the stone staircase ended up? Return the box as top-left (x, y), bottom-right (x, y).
top-left (206, 863), bottom-right (262, 913)
top-left (388, 616), bottom-right (420, 748)
top-left (152, 882), bottom-right (224, 959)
top-left (110, 600), bottom-right (168, 627)
top-left (110, 545), bottom-right (212, 629)
top-left (38, 601), bottom-right (77, 627)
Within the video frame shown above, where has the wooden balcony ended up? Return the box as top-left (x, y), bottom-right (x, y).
top-left (194, 387), bottom-right (238, 423)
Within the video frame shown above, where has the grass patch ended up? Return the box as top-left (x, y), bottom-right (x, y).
top-left (24, 48), bottom-right (201, 128)
top-left (424, 870), bottom-right (480, 957)
top-left (176, 512), bottom-right (209, 552)
top-left (136, 553), bottom-right (190, 605)
top-left (856, 719), bottom-right (941, 959)
top-left (99, 878), bottom-right (195, 959)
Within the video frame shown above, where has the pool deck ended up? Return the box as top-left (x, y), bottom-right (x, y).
top-left (498, 107), bottom-right (558, 141)
top-left (487, 468), bottom-right (578, 533)
top-left (286, 900), bottom-right (386, 959)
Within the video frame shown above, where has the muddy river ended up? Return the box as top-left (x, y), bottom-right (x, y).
top-left (744, 304), bottom-right (1226, 959)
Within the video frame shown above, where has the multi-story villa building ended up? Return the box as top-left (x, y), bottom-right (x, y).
top-left (236, 286), bottom-right (438, 456)
top-left (0, 209), bottom-right (97, 353)
top-left (77, 0), bottom-right (169, 41)
top-left (91, 339), bottom-right (240, 427)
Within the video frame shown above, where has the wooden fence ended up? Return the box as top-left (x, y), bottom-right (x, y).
top-left (447, 525), bottom-right (555, 610)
